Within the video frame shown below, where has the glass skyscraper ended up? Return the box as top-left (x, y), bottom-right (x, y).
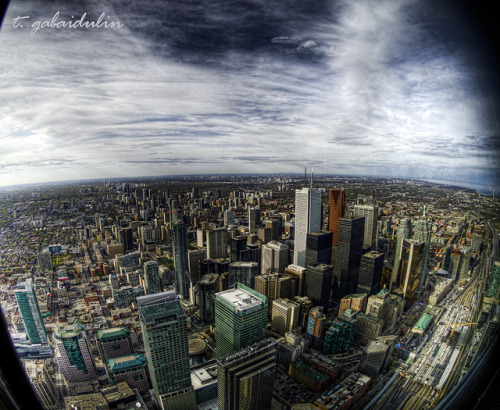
top-left (138, 291), bottom-right (196, 410)
top-left (172, 222), bottom-right (190, 299)
top-left (144, 260), bottom-right (162, 295)
top-left (15, 278), bottom-right (47, 345)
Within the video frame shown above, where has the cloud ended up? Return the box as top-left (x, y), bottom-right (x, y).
top-left (0, 0), bottom-right (498, 190)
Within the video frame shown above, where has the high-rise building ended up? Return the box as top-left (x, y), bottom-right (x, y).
top-left (261, 241), bottom-right (289, 275)
top-left (254, 273), bottom-right (292, 316)
top-left (144, 260), bottom-right (162, 295)
top-left (24, 360), bottom-right (59, 410)
top-left (322, 313), bottom-right (357, 354)
top-left (224, 209), bottom-right (235, 226)
top-left (214, 284), bottom-right (268, 358)
top-left (328, 189), bottom-right (345, 246)
top-left (230, 235), bottom-right (247, 262)
top-left (229, 261), bottom-right (259, 288)
top-left (305, 263), bottom-right (332, 312)
top-left (413, 212), bottom-right (431, 294)
top-left (197, 273), bottom-right (219, 323)
top-left (173, 222), bottom-right (191, 299)
top-left (353, 205), bottom-right (379, 250)
top-left (206, 227), bottom-right (228, 259)
top-left (265, 218), bottom-right (280, 241)
top-left (15, 279), bottom-right (48, 345)
top-left (306, 306), bottom-right (326, 349)
top-left (391, 218), bottom-right (412, 284)
top-left (333, 218), bottom-right (365, 300)
top-left (284, 264), bottom-right (307, 297)
top-left (119, 227), bottom-right (133, 253)
top-left (305, 230), bottom-right (333, 267)
top-left (357, 251), bottom-right (384, 295)
top-left (138, 291), bottom-right (196, 410)
top-left (188, 248), bottom-right (207, 283)
top-left (106, 354), bottom-right (149, 392)
top-left (293, 296), bottom-right (314, 330)
top-left (272, 298), bottom-right (299, 335)
top-left (54, 320), bottom-right (99, 394)
top-left (394, 239), bottom-right (424, 304)
top-left (96, 327), bottom-right (133, 362)
top-left (248, 207), bottom-right (258, 234)
top-left (293, 188), bottom-right (322, 267)
top-left (339, 293), bottom-right (367, 315)
top-left (217, 338), bottom-right (278, 410)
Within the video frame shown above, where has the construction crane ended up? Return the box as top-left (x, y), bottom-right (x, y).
top-left (444, 322), bottom-right (477, 338)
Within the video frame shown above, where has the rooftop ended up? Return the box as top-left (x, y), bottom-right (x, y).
top-left (216, 287), bottom-right (262, 312)
top-left (97, 327), bottom-right (129, 341)
top-left (108, 354), bottom-right (147, 372)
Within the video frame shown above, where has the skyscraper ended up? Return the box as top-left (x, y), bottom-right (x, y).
top-left (197, 273), bottom-right (219, 323)
top-left (261, 240), bottom-right (289, 274)
top-left (144, 260), bottom-right (162, 295)
top-left (15, 279), bottom-right (47, 345)
top-left (391, 218), bottom-right (412, 285)
top-left (353, 205), bottom-right (379, 250)
top-left (229, 261), bottom-right (259, 288)
top-left (214, 283), bottom-right (268, 358)
top-left (333, 217), bottom-right (365, 300)
top-left (395, 239), bottom-right (425, 304)
top-left (138, 291), bottom-right (196, 410)
top-left (217, 338), bottom-right (278, 410)
top-left (293, 188), bottom-right (322, 267)
top-left (96, 327), bottom-right (133, 362)
top-left (328, 189), bottom-right (345, 246)
top-left (357, 251), bottom-right (385, 295)
top-left (206, 226), bottom-right (228, 259)
top-left (284, 264), bottom-right (307, 297)
top-left (413, 210), bottom-right (431, 294)
top-left (248, 207), bottom-right (258, 234)
top-left (305, 230), bottom-right (333, 267)
top-left (254, 273), bottom-right (293, 317)
top-left (272, 298), bottom-right (299, 335)
top-left (54, 320), bottom-right (99, 394)
top-left (305, 263), bottom-right (333, 312)
top-left (173, 222), bottom-right (190, 299)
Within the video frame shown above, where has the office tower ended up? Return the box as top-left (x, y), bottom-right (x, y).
top-left (107, 354), bottom-right (149, 392)
top-left (414, 213), bottom-right (431, 294)
top-left (328, 189), bottom-right (345, 246)
top-left (306, 306), bottom-right (326, 349)
top-left (284, 264), bottom-right (307, 297)
top-left (293, 188), bottom-right (322, 267)
top-left (391, 218), bottom-right (412, 284)
top-left (305, 263), bottom-right (332, 312)
top-left (293, 296), bottom-right (313, 330)
top-left (173, 222), bottom-right (190, 299)
top-left (54, 320), bottom-right (98, 394)
top-left (305, 230), bottom-right (333, 267)
top-left (333, 217), bottom-right (365, 300)
top-left (361, 336), bottom-right (396, 379)
top-left (254, 273), bottom-right (292, 316)
top-left (230, 235), bottom-right (247, 262)
top-left (265, 218), bottom-right (280, 241)
top-left (240, 243), bottom-right (260, 263)
top-left (261, 240), bottom-right (289, 274)
top-left (355, 313), bottom-right (384, 340)
top-left (15, 279), bottom-right (48, 345)
top-left (217, 338), bottom-right (278, 410)
top-left (206, 227), bottom-right (228, 259)
top-left (37, 251), bottom-right (52, 272)
top-left (24, 360), bottom-right (59, 410)
top-left (188, 248), bottom-right (206, 283)
top-left (96, 327), bottom-right (133, 362)
top-left (353, 204), bottom-right (379, 250)
top-left (272, 298), bottom-right (299, 335)
top-left (144, 260), bottom-right (162, 295)
top-left (339, 293), bottom-right (368, 315)
top-left (200, 258), bottom-right (216, 276)
top-left (248, 207), bottom-right (257, 234)
top-left (322, 313), bottom-right (357, 354)
top-left (224, 209), bottom-right (235, 226)
top-left (357, 251), bottom-right (384, 295)
top-left (198, 273), bottom-right (219, 323)
top-left (229, 261), bottom-right (259, 288)
top-left (214, 284), bottom-right (268, 358)
top-left (119, 227), bottom-right (133, 253)
top-left (395, 239), bottom-right (424, 304)
top-left (138, 291), bottom-right (196, 410)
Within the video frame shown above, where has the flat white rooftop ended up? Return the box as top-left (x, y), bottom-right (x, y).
top-left (217, 287), bottom-right (262, 311)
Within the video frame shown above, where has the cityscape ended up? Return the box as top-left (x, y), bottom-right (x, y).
top-left (0, 174), bottom-right (499, 409)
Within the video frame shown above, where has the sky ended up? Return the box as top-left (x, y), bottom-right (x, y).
top-left (0, 0), bottom-right (499, 193)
